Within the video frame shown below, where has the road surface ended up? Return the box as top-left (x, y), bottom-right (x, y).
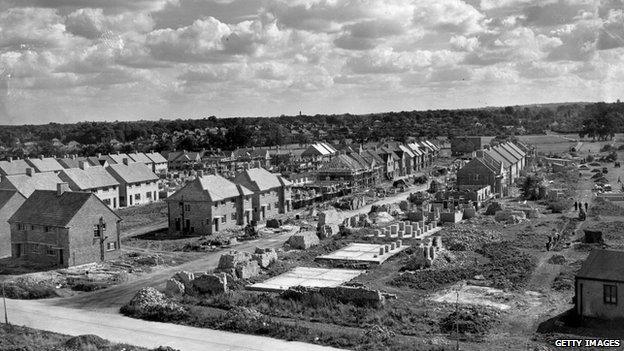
top-left (4, 298), bottom-right (342, 351)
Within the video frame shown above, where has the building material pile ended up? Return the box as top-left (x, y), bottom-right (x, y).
top-left (216, 251), bottom-right (261, 279)
top-left (317, 208), bottom-right (342, 238)
top-left (287, 231), bottom-right (320, 249)
top-left (164, 271), bottom-right (228, 296)
top-left (252, 247), bottom-right (278, 268)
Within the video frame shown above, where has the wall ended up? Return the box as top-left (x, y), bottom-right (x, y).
top-left (0, 193), bottom-right (25, 258)
top-left (94, 186), bottom-right (120, 209)
top-left (11, 224), bottom-right (70, 267)
top-left (121, 180), bottom-right (159, 207)
top-left (576, 278), bottom-right (624, 319)
top-left (252, 189), bottom-right (280, 222)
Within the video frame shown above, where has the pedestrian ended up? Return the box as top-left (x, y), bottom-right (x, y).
top-left (585, 202), bottom-right (588, 211)
top-left (574, 202), bottom-right (578, 211)
top-left (546, 241), bottom-right (551, 252)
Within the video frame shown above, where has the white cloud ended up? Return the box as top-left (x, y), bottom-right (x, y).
top-left (412, 0), bottom-right (485, 34)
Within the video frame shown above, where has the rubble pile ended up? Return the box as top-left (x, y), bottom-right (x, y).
top-left (494, 210), bottom-right (527, 224)
top-left (216, 251), bottom-right (261, 279)
top-left (282, 285), bottom-right (389, 307)
top-left (485, 202), bottom-right (503, 215)
top-left (442, 223), bottom-right (501, 251)
top-left (287, 231), bottom-right (320, 249)
top-left (317, 209), bottom-right (342, 238)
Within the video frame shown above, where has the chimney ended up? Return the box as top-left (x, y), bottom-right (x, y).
top-left (122, 158), bottom-right (129, 165)
top-left (7, 157), bottom-right (12, 162)
top-left (97, 153), bottom-right (102, 158)
top-left (116, 151), bottom-right (120, 155)
top-left (79, 161), bottom-right (89, 170)
top-left (26, 168), bottom-right (33, 177)
top-left (39, 155), bottom-right (44, 160)
top-left (72, 154), bottom-right (77, 160)
top-left (57, 182), bottom-right (69, 196)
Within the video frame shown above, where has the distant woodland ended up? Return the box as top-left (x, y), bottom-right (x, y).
top-left (1, 101), bottom-right (623, 157)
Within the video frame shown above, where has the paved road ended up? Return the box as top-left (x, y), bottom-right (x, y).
top-left (4, 298), bottom-right (342, 351)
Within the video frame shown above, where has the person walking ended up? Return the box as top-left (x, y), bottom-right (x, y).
top-left (574, 202), bottom-right (578, 211)
top-left (585, 202), bottom-right (589, 211)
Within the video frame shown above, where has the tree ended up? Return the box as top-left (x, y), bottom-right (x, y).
top-left (520, 175), bottom-right (544, 200)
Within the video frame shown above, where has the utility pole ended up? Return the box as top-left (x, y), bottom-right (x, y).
top-left (96, 217), bottom-right (108, 262)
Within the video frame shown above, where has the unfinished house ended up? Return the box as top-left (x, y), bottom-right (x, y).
top-left (576, 249), bottom-right (624, 319)
top-left (145, 152), bottom-right (168, 174)
top-left (456, 151), bottom-right (506, 196)
top-left (0, 190), bottom-right (26, 258)
top-left (317, 154), bottom-right (376, 188)
top-left (25, 156), bottom-right (65, 173)
top-left (106, 160), bottom-right (159, 207)
top-left (233, 167), bottom-right (292, 222)
top-left (166, 173), bottom-right (253, 236)
top-left (58, 162), bottom-right (121, 209)
top-left (0, 168), bottom-right (64, 198)
top-left (9, 183), bottom-right (122, 268)
top-left (0, 158), bottom-right (30, 176)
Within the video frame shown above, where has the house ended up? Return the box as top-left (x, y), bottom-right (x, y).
top-left (451, 136), bottom-right (494, 156)
top-left (107, 152), bottom-right (131, 165)
top-left (58, 162), bottom-right (120, 209)
top-left (576, 249), bottom-right (624, 319)
top-left (167, 150), bottom-right (203, 170)
top-left (317, 154), bottom-right (375, 187)
top-left (456, 151), bottom-right (506, 196)
top-left (0, 189), bottom-right (26, 258)
top-left (145, 152), bottom-right (168, 174)
top-left (127, 152), bottom-right (153, 167)
top-left (25, 156), bottom-right (64, 173)
top-left (9, 183), bottom-right (122, 268)
top-left (0, 168), bottom-right (64, 197)
top-left (232, 168), bottom-right (292, 222)
top-left (56, 155), bottom-right (89, 169)
top-left (301, 142), bottom-right (337, 162)
top-left (166, 172), bottom-right (254, 236)
top-left (0, 158), bottom-right (30, 176)
top-left (105, 160), bottom-right (159, 207)
top-left (485, 143), bottom-right (522, 184)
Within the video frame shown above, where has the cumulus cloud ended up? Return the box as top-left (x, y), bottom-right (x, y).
top-left (597, 9), bottom-right (624, 50)
top-left (65, 8), bottom-right (154, 39)
top-left (412, 0), bottom-right (485, 34)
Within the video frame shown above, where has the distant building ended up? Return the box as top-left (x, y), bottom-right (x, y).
top-left (233, 168), bottom-right (292, 222)
top-left (456, 151), bottom-right (506, 196)
top-left (0, 158), bottom-right (30, 176)
top-left (105, 160), bottom-right (159, 207)
top-left (166, 173), bottom-right (254, 236)
top-left (56, 155), bottom-right (89, 169)
top-left (0, 168), bottom-right (64, 198)
top-left (317, 154), bottom-right (375, 187)
top-left (58, 162), bottom-right (120, 209)
top-left (576, 249), bottom-right (624, 319)
top-left (145, 152), bottom-right (168, 174)
top-left (0, 189), bottom-right (26, 258)
top-left (9, 184), bottom-right (122, 268)
top-left (451, 136), bottom-right (494, 156)
top-left (25, 156), bottom-right (64, 173)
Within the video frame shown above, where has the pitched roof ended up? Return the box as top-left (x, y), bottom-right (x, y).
top-left (233, 167), bottom-right (286, 192)
top-left (348, 152), bottom-right (372, 169)
top-left (0, 172), bottom-right (64, 197)
top-left (485, 148), bottom-right (511, 168)
top-left (407, 143), bottom-right (424, 156)
top-left (361, 150), bottom-right (383, 164)
top-left (193, 174), bottom-right (253, 201)
top-left (59, 167), bottom-right (119, 190)
top-left (106, 163), bottom-right (159, 184)
top-left (25, 157), bottom-right (64, 173)
top-left (319, 154), bottom-right (365, 173)
top-left (491, 145), bottom-right (519, 164)
top-left (56, 156), bottom-right (89, 169)
top-left (9, 190), bottom-right (119, 227)
top-left (577, 249), bottom-right (624, 282)
top-left (506, 142), bottom-right (526, 157)
top-left (0, 159), bottom-right (30, 175)
top-left (398, 145), bottom-right (415, 158)
top-left (86, 156), bottom-right (108, 167)
top-left (498, 143), bottom-right (522, 162)
top-left (108, 153), bottom-right (131, 165)
top-left (128, 152), bottom-right (152, 164)
top-left (0, 189), bottom-right (22, 209)
top-left (145, 152), bottom-right (167, 164)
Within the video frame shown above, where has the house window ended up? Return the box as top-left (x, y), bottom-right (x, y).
top-left (104, 199), bottom-right (111, 206)
top-left (146, 191), bottom-right (152, 199)
top-left (31, 225), bottom-right (35, 230)
top-left (135, 193), bottom-right (141, 200)
top-left (29, 244), bottom-right (39, 253)
top-left (44, 226), bottom-right (51, 232)
top-left (473, 174), bottom-right (480, 181)
top-left (231, 213), bottom-right (237, 220)
top-left (93, 225), bottom-right (101, 238)
top-left (45, 247), bottom-right (56, 256)
top-left (604, 284), bottom-right (617, 304)
top-left (184, 204), bottom-right (191, 212)
top-left (221, 216), bottom-right (226, 223)
top-left (106, 242), bottom-right (117, 251)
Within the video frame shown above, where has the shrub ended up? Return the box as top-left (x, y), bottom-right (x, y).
top-left (600, 144), bottom-right (613, 152)
top-left (546, 198), bottom-right (573, 213)
top-left (3, 283), bottom-right (58, 299)
top-left (439, 306), bottom-right (497, 336)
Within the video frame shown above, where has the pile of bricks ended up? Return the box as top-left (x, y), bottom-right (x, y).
top-left (373, 219), bottom-right (438, 239)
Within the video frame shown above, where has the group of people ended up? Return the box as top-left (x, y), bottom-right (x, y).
top-left (574, 201), bottom-right (588, 212)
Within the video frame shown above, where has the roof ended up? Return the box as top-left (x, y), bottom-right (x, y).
top-left (145, 152), bottom-right (167, 164)
top-left (506, 142), bottom-right (526, 157)
top-left (0, 159), bottom-right (30, 175)
top-left (398, 145), bottom-right (415, 158)
top-left (86, 156), bottom-right (108, 167)
top-left (492, 145), bottom-right (519, 165)
top-left (26, 157), bottom-right (64, 173)
top-left (406, 143), bottom-right (424, 156)
top-left (59, 167), bottom-right (119, 190)
top-left (302, 143), bottom-right (332, 157)
top-left (194, 174), bottom-right (253, 201)
top-left (108, 153), bottom-right (131, 165)
top-left (498, 143), bottom-right (522, 161)
top-left (9, 190), bottom-right (120, 227)
top-left (577, 249), bottom-right (624, 282)
top-left (349, 152), bottom-right (372, 169)
top-left (106, 163), bottom-right (159, 184)
top-left (56, 156), bottom-right (89, 169)
top-left (0, 189), bottom-right (22, 209)
top-left (128, 152), bottom-right (152, 164)
top-left (0, 172), bottom-right (64, 197)
top-left (361, 150), bottom-right (383, 164)
top-left (233, 167), bottom-right (286, 192)
top-left (485, 148), bottom-right (511, 168)
top-left (319, 154), bottom-right (365, 173)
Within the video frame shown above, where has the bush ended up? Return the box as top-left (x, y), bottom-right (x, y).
top-left (3, 283), bottom-right (58, 299)
top-left (546, 199), bottom-right (573, 213)
top-left (439, 306), bottom-right (497, 336)
top-left (600, 144), bottom-right (613, 152)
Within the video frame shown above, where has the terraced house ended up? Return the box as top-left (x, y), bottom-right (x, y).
top-left (25, 156), bottom-right (65, 173)
top-left (166, 173), bottom-right (253, 236)
top-left (233, 168), bottom-right (292, 222)
top-left (105, 160), bottom-right (159, 207)
top-left (0, 189), bottom-right (26, 258)
top-left (0, 158), bottom-right (30, 176)
top-left (9, 183), bottom-right (122, 268)
top-left (58, 162), bottom-right (120, 209)
top-left (0, 168), bottom-right (64, 198)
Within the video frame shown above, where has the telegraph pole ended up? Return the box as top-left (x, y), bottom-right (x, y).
top-left (97, 217), bottom-right (108, 261)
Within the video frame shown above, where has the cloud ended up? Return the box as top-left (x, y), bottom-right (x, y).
top-left (0, 7), bottom-right (74, 50)
top-left (65, 8), bottom-right (154, 39)
top-left (450, 35), bottom-right (480, 52)
top-left (597, 9), bottom-right (624, 50)
top-left (412, 0), bottom-right (485, 34)
top-left (547, 20), bottom-right (600, 61)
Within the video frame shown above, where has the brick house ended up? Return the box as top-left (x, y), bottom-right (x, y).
top-left (166, 173), bottom-right (253, 236)
top-left (0, 189), bottom-right (26, 258)
top-left (0, 168), bottom-right (64, 197)
top-left (576, 249), bottom-right (624, 319)
top-left (456, 151), bottom-right (506, 196)
top-left (105, 160), bottom-right (159, 207)
top-left (9, 183), bottom-right (122, 268)
top-left (233, 168), bottom-right (292, 222)
top-left (58, 162), bottom-right (121, 209)
top-left (0, 158), bottom-right (30, 176)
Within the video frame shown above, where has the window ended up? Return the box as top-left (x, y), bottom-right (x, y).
top-left (604, 284), bottom-right (617, 304)
top-left (44, 226), bottom-right (51, 232)
top-left (45, 247), bottom-right (56, 256)
top-left (135, 193), bottom-right (141, 200)
top-left (29, 244), bottom-right (39, 253)
top-left (473, 174), bottom-right (480, 181)
top-left (31, 225), bottom-right (35, 230)
top-left (221, 216), bottom-right (226, 223)
top-left (104, 199), bottom-right (111, 205)
top-left (146, 191), bottom-right (152, 199)
top-left (93, 225), bottom-right (101, 238)
top-left (106, 242), bottom-right (117, 251)
top-left (184, 204), bottom-right (191, 212)
top-left (231, 213), bottom-right (237, 220)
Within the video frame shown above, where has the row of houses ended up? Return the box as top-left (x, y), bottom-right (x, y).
top-left (166, 167), bottom-right (292, 236)
top-left (0, 151), bottom-right (167, 176)
top-left (456, 141), bottom-right (528, 196)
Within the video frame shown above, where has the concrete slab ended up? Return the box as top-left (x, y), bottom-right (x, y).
top-left (367, 226), bottom-right (441, 239)
top-left (315, 242), bottom-right (409, 265)
top-left (246, 267), bottom-right (362, 292)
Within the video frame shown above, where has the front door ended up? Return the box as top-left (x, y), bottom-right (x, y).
top-left (213, 218), bottom-right (219, 232)
top-left (59, 249), bottom-right (64, 265)
top-left (261, 207), bottom-right (265, 220)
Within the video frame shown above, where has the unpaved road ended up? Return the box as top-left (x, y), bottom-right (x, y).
top-left (4, 298), bottom-right (342, 351)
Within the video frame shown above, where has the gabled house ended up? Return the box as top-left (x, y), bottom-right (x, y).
top-left (145, 152), bottom-right (168, 174)
top-left (128, 152), bottom-right (153, 167)
top-left (456, 151), bottom-right (505, 196)
top-left (0, 158), bottom-right (30, 176)
top-left (576, 249), bottom-right (624, 319)
top-left (58, 162), bottom-right (120, 209)
top-left (26, 156), bottom-right (64, 173)
top-left (107, 152), bottom-right (131, 165)
top-left (166, 173), bottom-right (253, 236)
top-left (105, 160), bottom-right (159, 207)
top-left (233, 168), bottom-right (292, 222)
top-left (56, 155), bottom-right (89, 169)
top-left (167, 150), bottom-right (203, 170)
top-left (0, 189), bottom-right (26, 258)
top-left (0, 168), bottom-right (64, 198)
top-left (317, 154), bottom-right (374, 187)
top-left (9, 183), bottom-right (122, 268)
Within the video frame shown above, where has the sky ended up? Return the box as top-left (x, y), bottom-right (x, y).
top-left (0, 0), bottom-right (623, 125)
